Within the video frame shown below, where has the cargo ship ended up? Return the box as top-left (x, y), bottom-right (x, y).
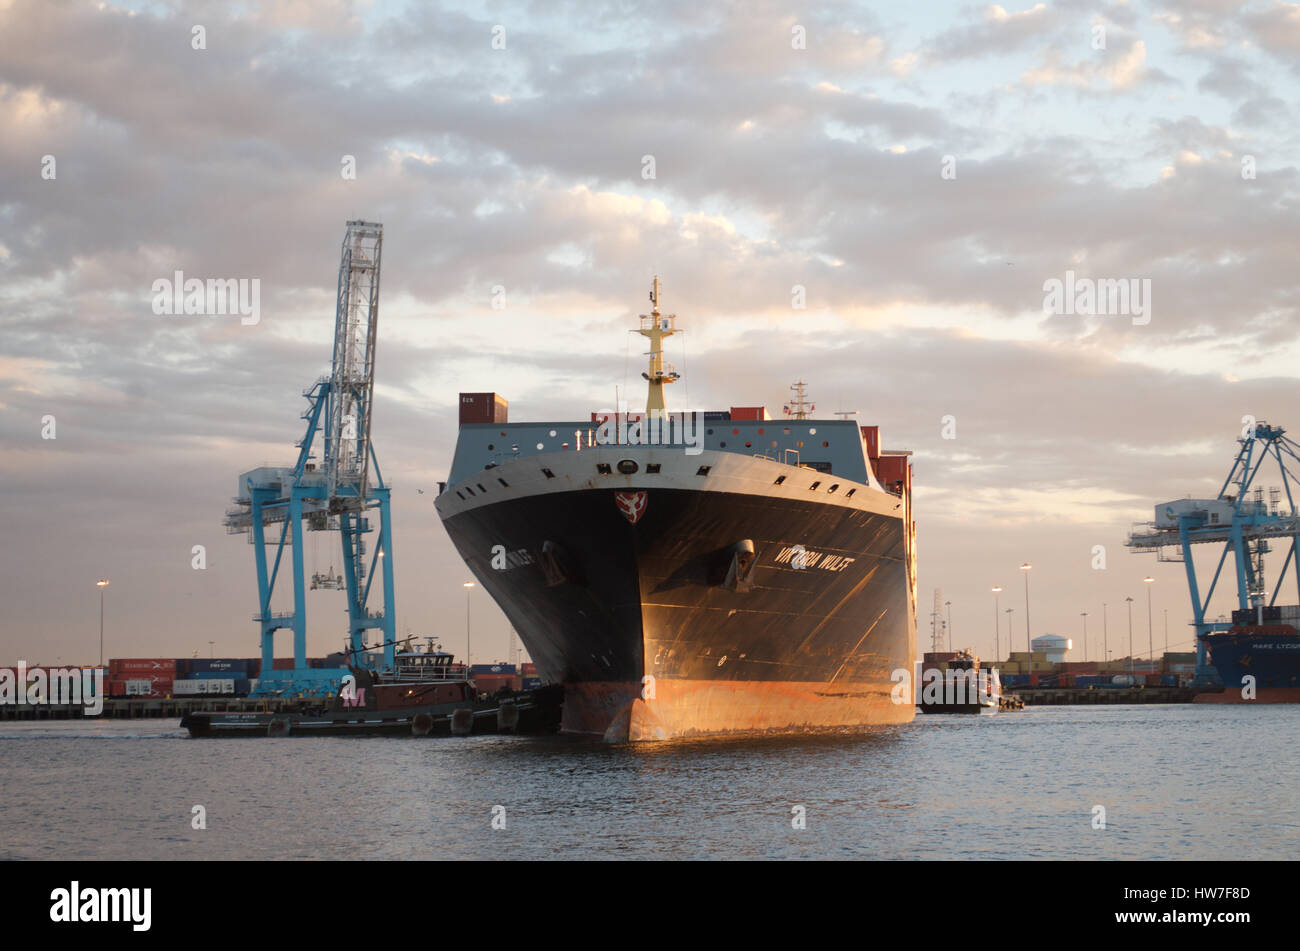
top-left (1198, 606), bottom-right (1300, 703)
top-left (434, 278), bottom-right (917, 742)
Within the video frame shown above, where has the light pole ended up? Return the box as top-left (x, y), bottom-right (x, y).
top-left (945, 600), bottom-right (953, 651)
top-left (208, 640), bottom-right (214, 658)
top-left (1005, 607), bottom-right (1014, 669)
top-left (463, 581), bottom-right (474, 668)
top-left (1080, 612), bottom-right (1088, 663)
top-left (992, 587), bottom-right (1003, 661)
top-left (95, 579), bottom-right (110, 667)
top-left (1163, 608), bottom-right (1168, 657)
top-left (1102, 602), bottom-right (1108, 669)
top-left (1125, 596), bottom-right (1135, 677)
top-left (1144, 576), bottom-right (1155, 668)
top-left (1020, 564), bottom-right (1032, 676)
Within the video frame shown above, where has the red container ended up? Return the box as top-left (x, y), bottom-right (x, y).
top-left (874, 455), bottom-right (910, 492)
top-left (521, 663), bottom-right (537, 676)
top-left (1059, 673), bottom-right (1075, 687)
top-left (458, 392), bottom-right (508, 425)
top-left (1028, 674), bottom-right (1039, 686)
top-left (729, 406), bottom-right (769, 421)
top-left (109, 658), bottom-right (176, 675)
top-left (108, 679), bottom-right (128, 697)
top-left (272, 658), bottom-right (295, 670)
top-left (860, 425), bottom-right (881, 460)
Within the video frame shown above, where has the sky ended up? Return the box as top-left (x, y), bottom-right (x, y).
top-left (1, 0), bottom-right (1298, 668)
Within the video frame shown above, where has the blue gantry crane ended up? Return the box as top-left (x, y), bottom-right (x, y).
top-left (1127, 421), bottom-right (1300, 686)
top-left (224, 221), bottom-right (396, 696)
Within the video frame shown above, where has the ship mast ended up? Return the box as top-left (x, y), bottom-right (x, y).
top-left (784, 380), bottom-right (814, 420)
top-left (637, 275), bottom-right (680, 417)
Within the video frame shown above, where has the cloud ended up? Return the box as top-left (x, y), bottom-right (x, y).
top-left (0, 0), bottom-right (1298, 662)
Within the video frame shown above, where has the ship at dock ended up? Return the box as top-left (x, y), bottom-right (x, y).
top-left (435, 278), bottom-right (916, 742)
top-left (1128, 420), bottom-right (1300, 702)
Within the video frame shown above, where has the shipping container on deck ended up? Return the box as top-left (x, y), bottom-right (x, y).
top-left (728, 406), bottom-right (769, 421)
top-left (471, 664), bottom-right (516, 675)
top-left (874, 454), bottom-right (909, 494)
top-left (522, 677), bottom-right (542, 691)
top-left (521, 662), bottom-right (537, 677)
top-left (860, 425), bottom-right (881, 462)
top-left (459, 392), bottom-right (508, 425)
top-left (703, 411), bottom-right (731, 421)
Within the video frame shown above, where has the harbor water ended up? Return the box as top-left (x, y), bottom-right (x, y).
top-left (1, 704), bottom-right (1295, 860)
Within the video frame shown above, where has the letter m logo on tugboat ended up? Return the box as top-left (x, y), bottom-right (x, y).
top-left (615, 490), bottom-right (648, 524)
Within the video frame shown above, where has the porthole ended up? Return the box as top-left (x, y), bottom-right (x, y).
top-left (617, 460), bottom-right (639, 474)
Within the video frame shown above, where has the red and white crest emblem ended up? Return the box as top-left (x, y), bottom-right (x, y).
top-left (615, 490), bottom-right (648, 524)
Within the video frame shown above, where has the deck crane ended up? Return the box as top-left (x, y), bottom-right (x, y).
top-left (224, 221), bottom-right (396, 696)
top-left (1127, 421), bottom-right (1300, 687)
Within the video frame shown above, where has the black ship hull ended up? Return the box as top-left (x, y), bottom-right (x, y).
top-left (1197, 626), bottom-right (1300, 702)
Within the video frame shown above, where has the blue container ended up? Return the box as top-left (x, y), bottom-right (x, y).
top-left (1161, 674), bottom-right (1178, 686)
top-left (522, 677), bottom-right (542, 691)
top-left (704, 411), bottom-right (731, 421)
top-left (471, 664), bottom-right (516, 674)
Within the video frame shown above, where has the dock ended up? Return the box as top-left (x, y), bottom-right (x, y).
top-left (1013, 686), bottom-right (1205, 705)
top-left (0, 697), bottom-right (342, 722)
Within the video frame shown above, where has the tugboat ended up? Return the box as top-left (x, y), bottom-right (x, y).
top-left (181, 640), bottom-right (562, 737)
top-left (918, 650), bottom-right (1017, 714)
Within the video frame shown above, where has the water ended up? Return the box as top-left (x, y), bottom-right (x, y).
top-left (1, 704), bottom-right (1295, 860)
